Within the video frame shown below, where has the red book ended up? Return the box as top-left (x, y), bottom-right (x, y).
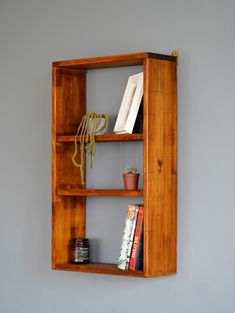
top-left (129, 206), bottom-right (144, 271)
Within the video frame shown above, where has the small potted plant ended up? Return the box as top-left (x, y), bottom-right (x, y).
top-left (122, 166), bottom-right (140, 190)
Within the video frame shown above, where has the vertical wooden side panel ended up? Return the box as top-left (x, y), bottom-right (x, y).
top-left (143, 59), bottom-right (177, 277)
top-left (52, 67), bottom-right (86, 267)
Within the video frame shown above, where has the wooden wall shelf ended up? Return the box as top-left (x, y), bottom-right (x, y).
top-left (52, 52), bottom-right (177, 278)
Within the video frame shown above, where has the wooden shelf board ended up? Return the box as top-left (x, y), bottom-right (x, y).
top-left (54, 263), bottom-right (144, 277)
top-left (52, 52), bottom-right (177, 70)
top-left (57, 133), bottom-right (143, 143)
top-left (57, 187), bottom-right (143, 197)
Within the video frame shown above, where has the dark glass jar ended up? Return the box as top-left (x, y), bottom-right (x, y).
top-left (69, 237), bottom-right (90, 264)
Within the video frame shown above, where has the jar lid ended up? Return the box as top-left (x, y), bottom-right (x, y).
top-left (71, 237), bottom-right (89, 244)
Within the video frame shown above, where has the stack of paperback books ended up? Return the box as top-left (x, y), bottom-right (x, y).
top-left (117, 204), bottom-right (144, 271)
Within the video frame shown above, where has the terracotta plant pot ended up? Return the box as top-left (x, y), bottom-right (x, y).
top-left (122, 173), bottom-right (140, 190)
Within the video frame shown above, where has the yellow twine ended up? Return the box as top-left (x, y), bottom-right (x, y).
top-left (72, 113), bottom-right (109, 185)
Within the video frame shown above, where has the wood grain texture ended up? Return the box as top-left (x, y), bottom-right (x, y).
top-left (52, 52), bottom-right (177, 70)
top-left (56, 143), bottom-right (84, 187)
top-left (52, 67), bottom-right (86, 267)
top-left (57, 133), bottom-right (143, 142)
top-left (143, 58), bottom-right (177, 277)
top-left (55, 68), bottom-right (86, 135)
top-left (54, 263), bottom-right (144, 277)
top-left (52, 52), bottom-right (177, 277)
top-left (52, 197), bottom-right (85, 266)
top-left (57, 187), bottom-right (143, 197)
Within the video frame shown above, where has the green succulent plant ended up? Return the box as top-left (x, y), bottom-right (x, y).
top-left (124, 166), bottom-right (138, 174)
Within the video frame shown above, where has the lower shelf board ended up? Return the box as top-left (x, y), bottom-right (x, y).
top-left (53, 262), bottom-right (144, 277)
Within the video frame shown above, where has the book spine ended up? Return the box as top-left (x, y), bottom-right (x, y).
top-left (134, 233), bottom-right (143, 271)
top-left (117, 204), bottom-right (139, 270)
top-left (126, 205), bottom-right (140, 267)
top-left (129, 206), bottom-right (144, 271)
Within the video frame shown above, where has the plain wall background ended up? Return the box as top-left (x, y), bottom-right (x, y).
top-left (0, 0), bottom-right (235, 312)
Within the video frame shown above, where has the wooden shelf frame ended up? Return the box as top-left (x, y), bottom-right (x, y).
top-left (52, 52), bottom-right (177, 278)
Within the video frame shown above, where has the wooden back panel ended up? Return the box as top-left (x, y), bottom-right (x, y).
top-left (54, 68), bottom-right (86, 135)
top-left (143, 58), bottom-right (177, 277)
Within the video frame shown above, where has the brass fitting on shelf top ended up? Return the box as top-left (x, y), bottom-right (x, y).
top-left (171, 50), bottom-right (179, 57)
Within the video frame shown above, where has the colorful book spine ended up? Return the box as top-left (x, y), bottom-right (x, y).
top-left (129, 206), bottom-right (144, 271)
top-left (135, 233), bottom-right (143, 271)
top-left (117, 204), bottom-right (139, 270)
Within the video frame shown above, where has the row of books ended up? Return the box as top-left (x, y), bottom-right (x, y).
top-left (117, 204), bottom-right (144, 271)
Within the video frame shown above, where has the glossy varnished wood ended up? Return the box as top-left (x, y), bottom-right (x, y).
top-left (57, 133), bottom-right (143, 142)
top-left (54, 68), bottom-right (86, 135)
top-left (54, 263), bottom-right (144, 277)
top-left (52, 67), bottom-right (86, 267)
top-left (52, 52), bottom-right (177, 277)
top-left (52, 197), bottom-right (85, 265)
top-left (143, 58), bottom-right (177, 277)
top-left (53, 52), bottom-right (177, 70)
top-left (57, 187), bottom-right (143, 197)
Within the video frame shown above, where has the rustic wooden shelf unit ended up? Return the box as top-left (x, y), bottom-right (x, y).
top-left (52, 52), bottom-right (177, 278)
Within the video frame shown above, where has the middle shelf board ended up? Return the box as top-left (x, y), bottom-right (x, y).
top-left (57, 133), bottom-right (143, 143)
top-left (57, 187), bottom-right (143, 197)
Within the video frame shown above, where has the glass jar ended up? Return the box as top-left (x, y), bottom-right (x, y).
top-left (69, 237), bottom-right (90, 264)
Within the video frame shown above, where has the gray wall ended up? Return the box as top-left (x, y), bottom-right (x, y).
top-left (0, 0), bottom-right (235, 312)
